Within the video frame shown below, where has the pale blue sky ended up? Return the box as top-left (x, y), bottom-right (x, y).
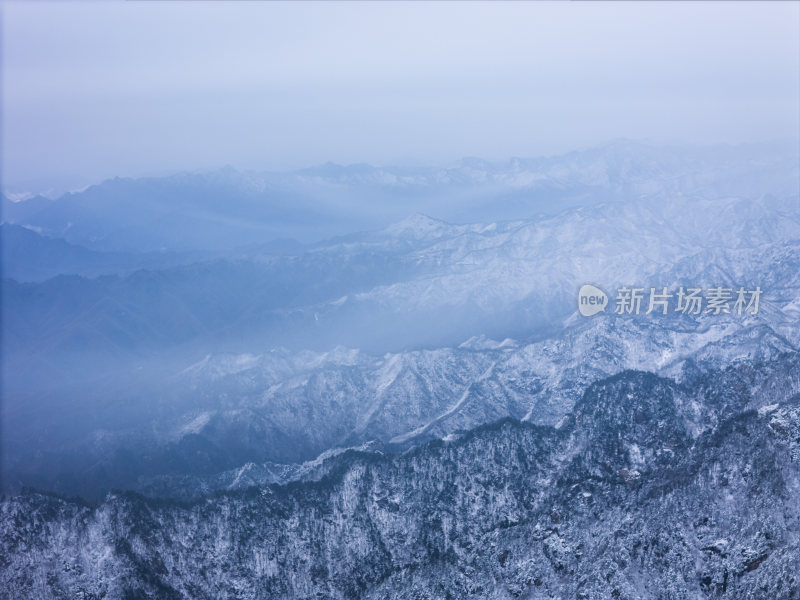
top-left (2, 1), bottom-right (799, 192)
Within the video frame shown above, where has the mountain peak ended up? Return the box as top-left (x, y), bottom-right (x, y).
top-left (384, 213), bottom-right (452, 239)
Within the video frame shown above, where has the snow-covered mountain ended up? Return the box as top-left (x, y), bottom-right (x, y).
top-left (5, 268), bottom-right (798, 499)
top-left (3, 354), bottom-right (799, 599)
top-left (3, 140), bottom-right (797, 253)
top-left (3, 161), bottom-right (799, 499)
top-left (2, 140), bottom-right (800, 598)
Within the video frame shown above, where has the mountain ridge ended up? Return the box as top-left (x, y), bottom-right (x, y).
top-left (3, 358), bottom-right (799, 599)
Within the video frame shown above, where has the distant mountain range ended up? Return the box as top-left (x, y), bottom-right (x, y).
top-left (2, 139), bottom-right (800, 599)
top-left (1, 139), bottom-right (798, 495)
top-left (4, 139), bottom-right (798, 252)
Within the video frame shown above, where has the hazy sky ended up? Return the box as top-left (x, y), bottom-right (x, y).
top-left (2, 1), bottom-right (799, 192)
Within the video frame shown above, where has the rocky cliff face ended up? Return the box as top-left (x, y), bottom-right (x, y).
top-left (3, 353), bottom-right (799, 599)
